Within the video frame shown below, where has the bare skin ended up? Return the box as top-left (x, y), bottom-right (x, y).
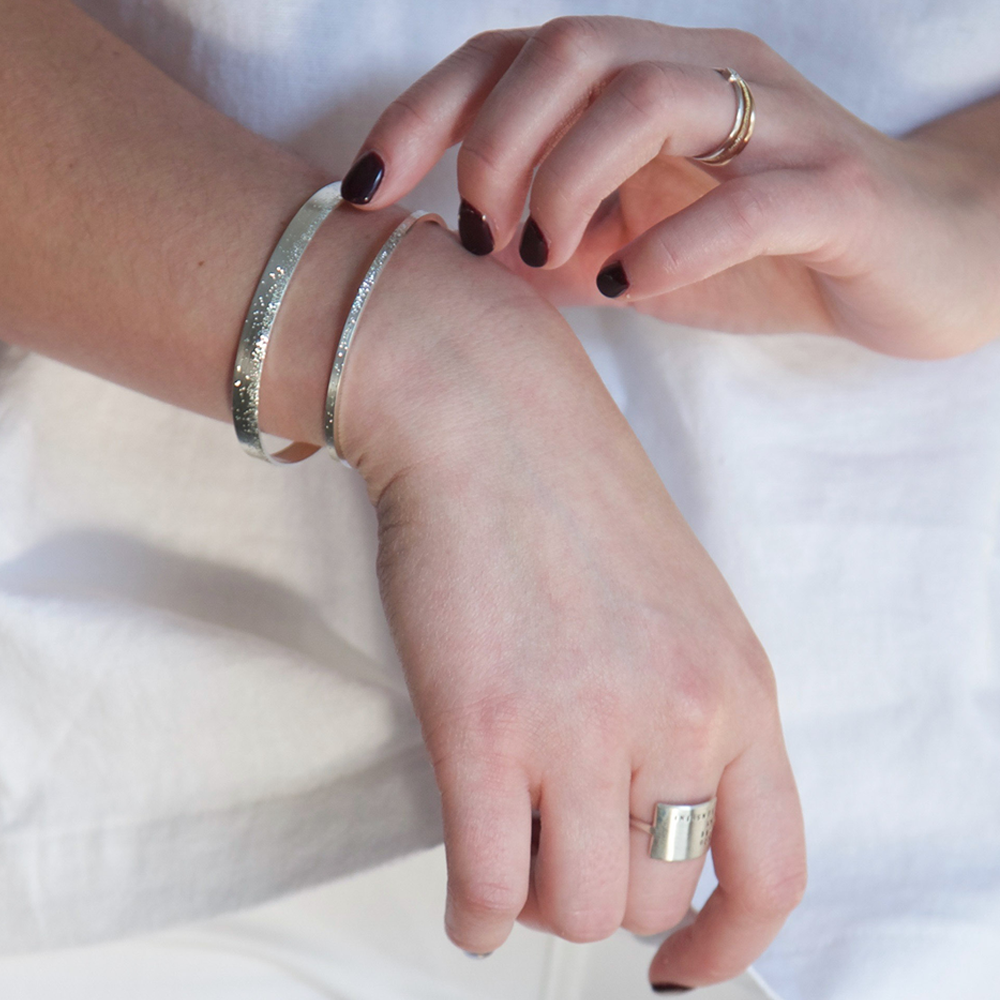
top-left (346, 16), bottom-right (1000, 359)
top-left (0, 0), bottom-right (806, 987)
top-left (3, 2), bottom-right (997, 991)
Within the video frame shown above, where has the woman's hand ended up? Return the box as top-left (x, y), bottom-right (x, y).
top-left (341, 16), bottom-right (1000, 359)
top-left (336, 221), bottom-right (806, 989)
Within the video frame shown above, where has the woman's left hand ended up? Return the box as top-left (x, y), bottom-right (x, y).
top-left (341, 15), bottom-right (1000, 359)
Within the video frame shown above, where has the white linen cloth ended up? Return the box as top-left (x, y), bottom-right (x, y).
top-left (0, 845), bottom-right (780, 1000)
top-left (1, 1), bottom-right (999, 998)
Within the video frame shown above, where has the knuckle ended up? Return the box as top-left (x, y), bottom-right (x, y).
top-left (663, 657), bottom-right (727, 739)
top-left (464, 690), bottom-right (534, 746)
top-left (452, 28), bottom-right (529, 74)
top-left (741, 30), bottom-right (773, 58)
top-left (624, 901), bottom-right (690, 938)
top-left (726, 182), bottom-right (771, 249)
top-left (618, 61), bottom-right (682, 120)
top-left (377, 89), bottom-right (435, 134)
top-left (432, 743), bottom-right (511, 801)
top-left (460, 28), bottom-right (512, 59)
top-left (457, 136), bottom-right (507, 183)
top-left (716, 27), bottom-right (773, 63)
top-left (650, 226), bottom-right (687, 276)
top-left (549, 903), bottom-right (622, 943)
top-left (531, 161), bottom-right (581, 219)
top-left (449, 876), bottom-right (524, 922)
top-left (742, 862), bottom-right (809, 920)
top-left (530, 16), bottom-right (602, 70)
top-left (428, 690), bottom-right (535, 777)
top-left (533, 135), bottom-right (620, 222)
top-left (719, 625), bottom-right (779, 704)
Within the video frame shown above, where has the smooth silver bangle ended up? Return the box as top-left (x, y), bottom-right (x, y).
top-left (324, 210), bottom-right (445, 463)
top-left (231, 180), bottom-right (343, 464)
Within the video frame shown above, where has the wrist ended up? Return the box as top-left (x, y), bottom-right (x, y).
top-left (253, 185), bottom-right (608, 501)
top-left (333, 219), bottom-right (563, 497)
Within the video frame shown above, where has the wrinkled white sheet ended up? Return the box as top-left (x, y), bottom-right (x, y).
top-left (2, 1), bottom-right (1000, 998)
top-left (0, 845), bottom-right (779, 1000)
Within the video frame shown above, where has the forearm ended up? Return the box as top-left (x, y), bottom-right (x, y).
top-left (0, 0), bottom-right (417, 446)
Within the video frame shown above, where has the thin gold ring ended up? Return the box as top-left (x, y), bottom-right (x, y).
top-left (692, 68), bottom-right (756, 167)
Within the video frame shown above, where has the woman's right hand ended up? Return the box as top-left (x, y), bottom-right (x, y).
top-left (336, 220), bottom-right (807, 990)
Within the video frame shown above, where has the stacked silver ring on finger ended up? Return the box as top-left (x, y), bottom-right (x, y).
top-left (630, 798), bottom-right (717, 861)
top-left (692, 68), bottom-right (756, 167)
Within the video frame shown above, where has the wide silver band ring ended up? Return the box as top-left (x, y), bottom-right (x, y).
top-left (630, 798), bottom-right (717, 861)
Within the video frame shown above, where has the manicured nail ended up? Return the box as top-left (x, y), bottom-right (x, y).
top-left (464, 951), bottom-right (495, 960)
top-left (596, 261), bottom-right (629, 299)
top-left (519, 216), bottom-right (549, 267)
top-left (458, 200), bottom-right (494, 255)
top-left (651, 985), bottom-right (693, 993)
top-left (341, 151), bottom-right (385, 205)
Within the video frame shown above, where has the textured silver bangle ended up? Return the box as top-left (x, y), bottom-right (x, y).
top-left (231, 180), bottom-right (343, 464)
top-left (324, 210), bottom-right (445, 463)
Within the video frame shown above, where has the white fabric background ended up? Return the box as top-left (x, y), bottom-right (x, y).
top-left (1, 0), bottom-right (999, 997)
top-left (0, 845), bottom-right (780, 1000)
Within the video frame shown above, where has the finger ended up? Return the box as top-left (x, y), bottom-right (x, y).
top-left (454, 20), bottom-right (619, 256)
top-left (531, 756), bottom-right (631, 943)
top-left (647, 739), bottom-right (807, 990)
top-left (437, 753), bottom-right (533, 955)
top-left (456, 18), bottom-right (787, 263)
top-left (595, 168), bottom-right (837, 301)
top-left (623, 763), bottom-right (716, 937)
top-left (340, 29), bottom-right (530, 209)
top-left (526, 62), bottom-right (744, 270)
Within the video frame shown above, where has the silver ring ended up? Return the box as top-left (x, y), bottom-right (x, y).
top-left (630, 798), bottom-right (717, 861)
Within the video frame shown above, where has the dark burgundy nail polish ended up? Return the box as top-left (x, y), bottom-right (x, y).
top-left (341, 151), bottom-right (385, 205)
top-left (651, 985), bottom-right (693, 994)
top-left (458, 200), bottom-right (494, 255)
top-left (596, 261), bottom-right (630, 299)
top-left (519, 217), bottom-right (549, 267)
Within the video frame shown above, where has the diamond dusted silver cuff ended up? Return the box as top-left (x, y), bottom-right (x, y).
top-left (231, 180), bottom-right (343, 464)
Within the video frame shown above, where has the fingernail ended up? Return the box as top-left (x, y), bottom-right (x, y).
top-left (519, 216), bottom-right (549, 267)
top-left (596, 261), bottom-right (629, 299)
top-left (341, 151), bottom-right (385, 205)
top-left (458, 200), bottom-right (494, 255)
top-left (464, 951), bottom-right (495, 960)
top-left (651, 985), bottom-right (693, 993)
